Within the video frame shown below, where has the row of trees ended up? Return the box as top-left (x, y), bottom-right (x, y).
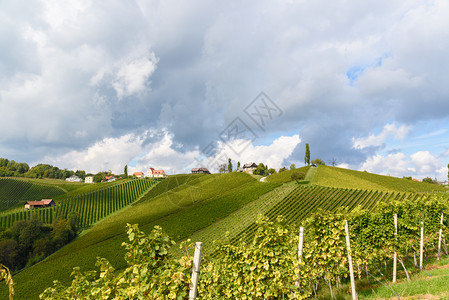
top-left (0, 212), bottom-right (79, 272)
top-left (0, 158), bottom-right (86, 180)
top-left (0, 157), bottom-right (129, 183)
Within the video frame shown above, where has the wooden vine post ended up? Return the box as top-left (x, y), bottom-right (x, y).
top-left (419, 221), bottom-right (424, 270)
top-left (344, 220), bottom-right (358, 300)
top-left (393, 213), bottom-right (397, 283)
top-left (438, 212), bottom-right (444, 260)
top-left (296, 227), bottom-right (304, 287)
top-left (189, 242), bottom-right (203, 300)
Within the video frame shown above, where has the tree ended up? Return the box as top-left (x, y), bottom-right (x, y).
top-left (330, 157), bottom-right (338, 167)
top-left (67, 211), bottom-right (80, 232)
top-left (291, 171), bottom-right (305, 183)
top-left (228, 158), bottom-right (233, 173)
top-left (403, 176), bottom-right (412, 180)
top-left (422, 177), bottom-right (437, 184)
top-left (124, 165), bottom-right (128, 177)
top-left (51, 219), bottom-right (75, 250)
top-left (304, 144), bottom-right (310, 166)
top-left (267, 168), bottom-right (276, 175)
top-left (289, 163), bottom-right (296, 170)
top-left (278, 167), bottom-right (287, 173)
top-left (237, 161), bottom-right (240, 170)
top-left (219, 164), bottom-right (227, 173)
top-left (253, 163), bottom-right (267, 176)
top-left (311, 158), bottom-right (325, 165)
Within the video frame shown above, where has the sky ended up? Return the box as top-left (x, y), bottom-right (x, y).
top-left (1, 0), bottom-right (449, 180)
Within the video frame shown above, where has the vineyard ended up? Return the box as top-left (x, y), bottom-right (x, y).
top-left (0, 179), bottom-right (156, 228)
top-left (0, 178), bottom-right (66, 212)
top-left (265, 166), bottom-right (310, 183)
top-left (3, 169), bottom-right (449, 299)
top-left (311, 165), bottom-right (448, 192)
top-left (37, 194), bottom-right (449, 299)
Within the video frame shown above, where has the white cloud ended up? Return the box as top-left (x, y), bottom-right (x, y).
top-left (204, 134), bottom-right (301, 173)
top-left (353, 123), bottom-right (410, 150)
top-left (359, 150), bottom-right (446, 180)
top-left (112, 54), bottom-right (158, 99)
top-left (410, 151), bottom-right (441, 175)
top-left (359, 152), bottom-right (409, 176)
top-left (43, 132), bottom-right (150, 174)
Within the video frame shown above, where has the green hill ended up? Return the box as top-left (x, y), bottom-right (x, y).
top-left (3, 173), bottom-right (282, 299)
top-left (2, 167), bottom-right (449, 299)
top-left (0, 179), bottom-right (155, 228)
top-left (0, 178), bottom-right (66, 212)
top-left (311, 165), bottom-right (447, 192)
top-left (265, 166), bottom-right (311, 183)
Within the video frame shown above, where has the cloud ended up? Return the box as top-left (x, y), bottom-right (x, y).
top-left (207, 134), bottom-right (301, 172)
top-left (2, 1), bottom-right (449, 176)
top-left (410, 151), bottom-right (441, 176)
top-left (353, 123), bottom-right (410, 150)
top-left (359, 152), bottom-right (409, 176)
top-left (359, 150), bottom-right (446, 180)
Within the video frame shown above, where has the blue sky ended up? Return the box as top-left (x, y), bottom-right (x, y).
top-left (1, 0), bottom-right (449, 180)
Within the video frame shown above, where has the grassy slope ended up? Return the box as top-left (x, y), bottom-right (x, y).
top-left (311, 165), bottom-right (447, 192)
top-left (4, 173), bottom-right (280, 299)
top-left (5, 167), bottom-right (449, 298)
top-left (0, 178), bottom-right (67, 212)
top-left (265, 166), bottom-right (310, 183)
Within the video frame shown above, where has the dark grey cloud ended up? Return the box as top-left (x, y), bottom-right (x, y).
top-left (1, 0), bottom-right (449, 173)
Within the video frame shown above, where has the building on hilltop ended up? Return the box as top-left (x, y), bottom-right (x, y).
top-left (243, 163), bottom-right (257, 174)
top-left (146, 168), bottom-right (167, 178)
top-left (66, 175), bottom-right (82, 182)
top-left (133, 172), bottom-right (144, 179)
top-left (105, 176), bottom-right (116, 182)
top-left (85, 176), bottom-right (94, 183)
top-left (25, 199), bottom-right (55, 210)
top-left (191, 167), bottom-right (210, 174)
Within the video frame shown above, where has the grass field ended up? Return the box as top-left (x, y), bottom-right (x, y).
top-left (311, 165), bottom-right (447, 192)
top-left (2, 173), bottom-right (281, 299)
top-left (0, 178), bottom-right (66, 212)
top-left (3, 168), bottom-right (449, 299)
top-left (265, 166), bottom-right (311, 183)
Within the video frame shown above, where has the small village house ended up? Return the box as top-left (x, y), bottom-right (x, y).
top-left (66, 175), bottom-right (82, 182)
top-left (105, 176), bottom-right (116, 182)
top-left (85, 176), bottom-right (94, 183)
top-left (243, 163), bottom-right (257, 174)
top-left (146, 167), bottom-right (167, 178)
top-left (24, 199), bottom-right (55, 210)
top-left (191, 167), bottom-right (211, 174)
top-left (133, 172), bottom-right (144, 179)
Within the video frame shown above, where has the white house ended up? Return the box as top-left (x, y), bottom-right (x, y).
top-left (243, 163), bottom-right (257, 174)
top-left (146, 167), bottom-right (167, 178)
top-left (133, 172), bottom-right (145, 179)
top-left (66, 175), bottom-right (82, 182)
top-left (85, 176), bottom-right (94, 183)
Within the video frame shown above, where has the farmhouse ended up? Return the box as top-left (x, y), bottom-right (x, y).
top-left (133, 172), bottom-right (144, 179)
top-left (85, 176), bottom-right (94, 183)
top-left (24, 199), bottom-right (55, 210)
top-left (191, 167), bottom-right (210, 174)
top-left (66, 175), bottom-right (82, 182)
top-left (146, 168), bottom-right (167, 178)
top-left (243, 163), bottom-right (257, 174)
top-left (105, 176), bottom-right (116, 182)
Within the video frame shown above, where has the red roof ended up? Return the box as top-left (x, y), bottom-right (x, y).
top-left (148, 168), bottom-right (165, 175)
top-left (133, 172), bottom-right (144, 175)
top-left (26, 199), bottom-right (54, 206)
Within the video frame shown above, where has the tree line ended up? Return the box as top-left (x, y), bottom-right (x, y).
top-left (0, 212), bottom-right (80, 272)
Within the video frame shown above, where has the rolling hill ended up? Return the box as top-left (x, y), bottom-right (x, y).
top-left (0, 178), bottom-right (66, 213)
top-left (1, 167), bottom-right (448, 299)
